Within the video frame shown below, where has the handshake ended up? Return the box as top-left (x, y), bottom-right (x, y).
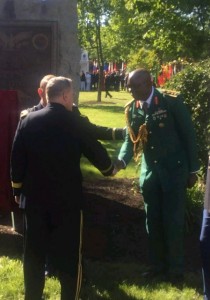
top-left (111, 159), bottom-right (125, 176)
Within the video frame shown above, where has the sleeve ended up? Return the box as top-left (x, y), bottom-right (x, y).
top-left (118, 107), bottom-right (135, 166)
top-left (118, 126), bottom-right (134, 166)
top-left (84, 121), bottom-right (125, 141)
top-left (170, 95), bottom-right (200, 173)
top-left (81, 137), bottom-right (114, 176)
top-left (10, 121), bottom-right (27, 196)
top-left (74, 115), bottom-right (114, 176)
top-left (73, 107), bottom-right (125, 141)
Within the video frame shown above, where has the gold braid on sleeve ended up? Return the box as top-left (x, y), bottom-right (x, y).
top-left (125, 106), bottom-right (148, 161)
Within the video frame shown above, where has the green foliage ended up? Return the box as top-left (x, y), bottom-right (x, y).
top-left (127, 47), bottom-right (160, 73)
top-left (185, 183), bottom-right (205, 233)
top-left (164, 59), bottom-right (210, 174)
top-left (125, 0), bottom-right (210, 62)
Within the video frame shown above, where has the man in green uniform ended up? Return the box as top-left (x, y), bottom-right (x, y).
top-left (114, 68), bottom-right (199, 283)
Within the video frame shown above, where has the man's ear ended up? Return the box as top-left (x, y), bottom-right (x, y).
top-left (38, 88), bottom-right (44, 98)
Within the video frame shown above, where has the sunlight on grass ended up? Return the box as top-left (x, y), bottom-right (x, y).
top-left (81, 260), bottom-right (203, 300)
top-left (0, 257), bottom-right (24, 299)
top-left (0, 257), bottom-right (203, 300)
top-left (0, 257), bottom-right (61, 300)
top-left (78, 91), bottom-right (140, 180)
top-left (119, 282), bottom-right (202, 300)
top-left (78, 91), bottom-right (132, 106)
top-left (43, 277), bottom-right (60, 300)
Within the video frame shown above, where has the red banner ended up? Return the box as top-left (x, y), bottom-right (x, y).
top-left (0, 90), bottom-right (19, 214)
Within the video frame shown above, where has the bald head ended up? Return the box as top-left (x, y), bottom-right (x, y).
top-left (127, 68), bottom-right (153, 101)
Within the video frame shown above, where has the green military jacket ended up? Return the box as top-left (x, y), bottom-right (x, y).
top-left (118, 88), bottom-right (200, 191)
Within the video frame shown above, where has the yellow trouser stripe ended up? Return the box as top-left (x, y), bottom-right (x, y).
top-left (75, 210), bottom-right (83, 300)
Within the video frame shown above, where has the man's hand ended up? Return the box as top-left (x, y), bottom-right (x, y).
top-left (115, 159), bottom-right (126, 172)
top-left (187, 173), bottom-right (198, 189)
top-left (111, 159), bottom-right (125, 176)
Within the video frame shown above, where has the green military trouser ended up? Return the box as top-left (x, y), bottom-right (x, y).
top-left (141, 166), bottom-right (188, 276)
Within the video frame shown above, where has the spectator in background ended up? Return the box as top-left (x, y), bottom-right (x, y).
top-left (80, 71), bottom-right (86, 91)
top-left (85, 72), bottom-right (92, 91)
top-left (114, 71), bottom-right (120, 91)
top-left (200, 152), bottom-right (210, 300)
top-left (120, 71), bottom-right (126, 91)
top-left (104, 73), bottom-right (112, 98)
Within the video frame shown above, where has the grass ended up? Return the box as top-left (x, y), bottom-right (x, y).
top-left (0, 90), bottom-right (204, 299)
top-left (78, 90), bottom-right (139, 180)
top-left (0, 257), bottom-right (203, 299)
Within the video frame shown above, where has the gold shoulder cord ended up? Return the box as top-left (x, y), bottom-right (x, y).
top-left (125, 105), bottom-right (148, 161)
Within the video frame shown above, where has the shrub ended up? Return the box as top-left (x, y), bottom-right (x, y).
top-left (164, 59), bottom-right (210, 175)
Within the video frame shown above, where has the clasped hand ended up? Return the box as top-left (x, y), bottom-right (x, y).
top-left (111, 159), bottom-right (125, 176)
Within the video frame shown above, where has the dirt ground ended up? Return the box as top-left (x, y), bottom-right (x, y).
top-left (0, 178), bottom-right (202, 273)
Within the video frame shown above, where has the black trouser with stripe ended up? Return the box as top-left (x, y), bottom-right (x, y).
top-left (23, 203), bottom-right (83, 300)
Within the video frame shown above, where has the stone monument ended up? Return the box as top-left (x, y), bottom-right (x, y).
top-left (0, 0), bottom-right (80, 109)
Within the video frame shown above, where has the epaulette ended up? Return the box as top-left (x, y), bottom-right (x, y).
top-left (158, 88), bottom-right (180, 97)
top-left (20, 109), bottom-right (29, 119)
top-left (124, 99), bottom-right (135, 108)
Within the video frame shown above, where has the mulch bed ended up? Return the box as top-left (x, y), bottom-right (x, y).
top-left (0, 178), bottom-right (202, 273)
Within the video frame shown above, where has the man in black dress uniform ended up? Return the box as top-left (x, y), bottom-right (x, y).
top-left (19, 74), bottom-right (125, 278)
top-left (11, 76), bottom-right (115, 300)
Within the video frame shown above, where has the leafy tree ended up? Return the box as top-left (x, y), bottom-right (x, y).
top-left (78, 0), bottom-right (113, 102)
top-left (124, 0), bottom-right (210, 62)
top-left (78, 0), bottom-right (210, 65)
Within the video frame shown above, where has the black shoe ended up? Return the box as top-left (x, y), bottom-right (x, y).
top-left (168, 274), bottom-right (184, 285)
top-left (141, 270), bottom-right (167, 282)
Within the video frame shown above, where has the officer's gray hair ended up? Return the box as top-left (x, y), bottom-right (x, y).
top-left (46, 76), bottom-right (72, 102)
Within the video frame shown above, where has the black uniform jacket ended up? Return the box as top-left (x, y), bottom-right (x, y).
top-left (11, 103), bottom-right (114, 209)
